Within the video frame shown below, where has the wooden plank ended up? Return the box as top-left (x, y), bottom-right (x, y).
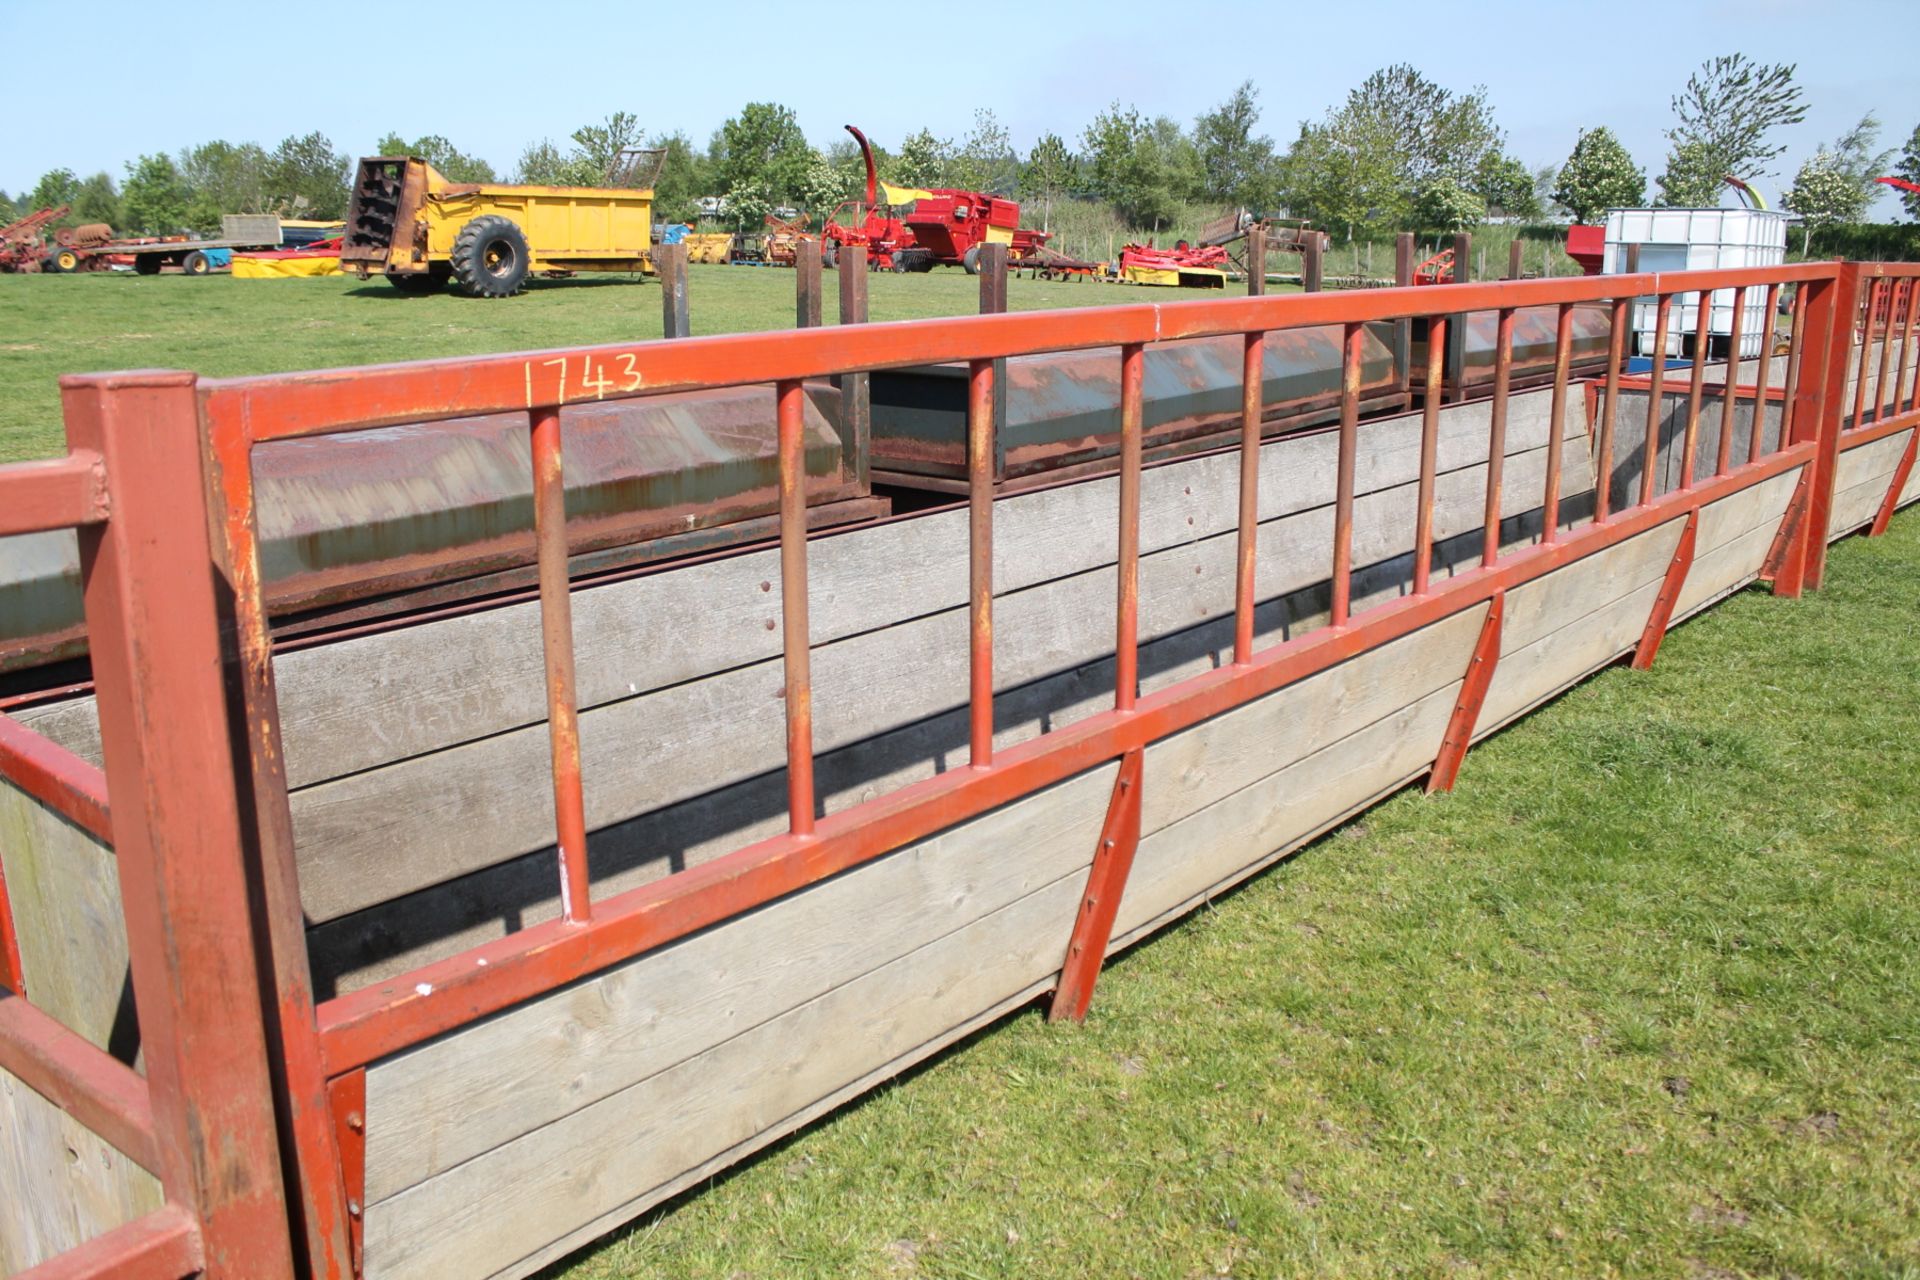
top-left (0, 782), bottom-right (133, 1057)
top-left (0, 1064), bottom-right (163, 1277)
top-left (1671, 517), bottom-right (1786, 622)
top-left (284, 435), bottom-right (1592, 924)
top-left (1499, 517), bottom-right (1687, 656)
top-left (1116, 680), bottom-right (1464, 943)
top-left (364, 849), bottom-right (1097, 1280)
top-left (1827, 432), bottom-right (1912, 538)
top-left (15, 387), bottom-right (1584, 793)
top-left (361, 762), bottom-right (1119, 1204)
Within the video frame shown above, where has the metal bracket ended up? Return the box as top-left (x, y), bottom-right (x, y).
top-left (1761, 465), bottom-right (1815, 597)
top-left (327, 1069), bottom-right (367, 1279)
top-left (1426, 592), bottom-right (1504, 794)
top-left (1049, 750), bottom-right (1144, 1023)
top-left (1869, 429), bottom-right (1918, 537)
top-left (1632, 509), bottom-right (1699, 670)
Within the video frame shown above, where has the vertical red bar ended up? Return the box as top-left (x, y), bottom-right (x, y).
top-left (531, 407), bottom-right (592, 924)
top-left (1640, 295), bottom-right (1673, 507)
top-left (1873, 279), bottom-right (1902, 422)
top-left (1680, 291), bottom-right (1711, 489)
top-left (1330, 321), bottom-right (1363, 623)
top-left (1781, 285), bottom-right (1808, 445)
top-left (1594, 298), bottom-right (1626, 523)
top-left (61, 372), bottom-right (298, 1278)
top-left (1482, 307), bottom-right (1515, 565)
top-left (777, 379), bottom-right (816, 831)
top-left (1115, 345), bottom-right (1143, 711)
top-left (1749, 285), bottom-right (1779, 464)
top-left (967, 359), bottom-right (994, 766)
top-left (1233, 332), bottom-right (1262, 664)
top-left (1851, 280), bottom-right (1877, 428)
top-left (0, 850), bottom-right (24, 995)
top-left (1717, 286), bottom-right (1746, 474)
top-left (1541, 303), bottom-right (1573, 542)
top-left (1898, 276), bottom-right (1920, 414)
top-left (1412, 315), bottom-right (1446, 592)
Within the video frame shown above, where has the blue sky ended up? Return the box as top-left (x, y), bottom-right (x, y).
top-left (9, 0), bottom-right (1916, 217)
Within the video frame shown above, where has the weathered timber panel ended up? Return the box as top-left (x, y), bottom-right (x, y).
top-left (0, 1066), bottom-right (162, 1278)
top-left (1827, 430), bottom-right (1913, 539)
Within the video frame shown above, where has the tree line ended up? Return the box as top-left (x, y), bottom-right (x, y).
top-left (6, 55), bottom-right (1917, 241)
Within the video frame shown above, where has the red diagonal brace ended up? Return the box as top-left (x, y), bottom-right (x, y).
top-left (1426, 592), bottom-right (1504, 794)
top-left (1049, 749), bottom-right (1143, 1023)
top-left (1869, 429), bottom-right (1918, 537)
top-left (327, 1068), bottom-right (367, 1279)
top-left (1762, 465), bottom-right (1815, 597)
top-left (1632, 510), bottom-right (1699, 669)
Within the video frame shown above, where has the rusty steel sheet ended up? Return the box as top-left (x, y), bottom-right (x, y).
top-left (1410, 302), bottom-right (1613, 393)
top-left (868, 324), bottom-right (1405, 493)
top-left (0, 382), bottom-right (866, 677)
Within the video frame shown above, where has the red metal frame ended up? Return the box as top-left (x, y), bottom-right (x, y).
top-left (1426, 591), bottom-right (1505, 794)
top-left (12, 1206), bottom-right (202, 1280)
top-left (1631, 509), bottom-right (1699, 669)
top-left (0, 257), bottom-right (1880, 1279)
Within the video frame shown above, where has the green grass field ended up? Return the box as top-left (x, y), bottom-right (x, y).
top-left (539, 521), bottom-right (1920, 1280)
top-left (0, 266), bottom-right (1238, 463)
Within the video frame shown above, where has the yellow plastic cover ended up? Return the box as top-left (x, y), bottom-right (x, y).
top-left (880, 182), bottom-right (936, 205)
top-left (233, 255), bottom-right (343, 279)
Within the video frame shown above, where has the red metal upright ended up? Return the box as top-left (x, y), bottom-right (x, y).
top-left (1631, 510), bottom-right (1699, 669)
top-left (60, 371), bottom-right (299, 1278)
top-left (1426, 592), bottom-right (1504, 794)
top-left (1049, 750), bottom-right (1144, 1022)
top-left (1795, 264), bottom-right (1861, 590)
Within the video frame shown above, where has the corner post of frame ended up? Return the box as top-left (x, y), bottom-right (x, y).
top-left (59, 371), bottom-right (301, 1278)
top-left (199, 385), bottom-right (357, 1277)
top-left (1049, 750), bottom-right (1145, 1023)
top-left (1790, 263), bottom-right (1860, 592)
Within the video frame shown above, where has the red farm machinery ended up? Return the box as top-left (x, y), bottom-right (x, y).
top-left (822, 125), bottom-right (1050, 273)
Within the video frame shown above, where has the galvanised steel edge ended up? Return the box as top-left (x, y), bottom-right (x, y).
top-left (3, 258), bottom-right (1917, 1279)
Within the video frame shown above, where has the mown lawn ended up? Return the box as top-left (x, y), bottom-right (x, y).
top-left (0, 265), bottom-right (1257, 463)
top-left (549, 519), bottom-right (1920, 1280)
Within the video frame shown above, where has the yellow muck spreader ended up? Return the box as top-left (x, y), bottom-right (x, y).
top-left (341, 151), bottom-right (660, 296)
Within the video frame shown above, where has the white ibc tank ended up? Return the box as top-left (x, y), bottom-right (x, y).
top-left (1603, 208), bottom-right (1789, 358)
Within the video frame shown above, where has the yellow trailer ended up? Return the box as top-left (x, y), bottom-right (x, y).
top-left (341, 156), bottom-right (656, 297)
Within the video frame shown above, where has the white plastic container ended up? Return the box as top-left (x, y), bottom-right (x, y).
top-left (1603, 208), bottom-right (1789, 358)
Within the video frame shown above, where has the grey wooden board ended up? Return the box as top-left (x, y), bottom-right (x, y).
top-left (1597, 390), bottom-right (1784, 517)
top-left (362, 762), bottom-right (1119, 1204)
top-left (0, 1064), bottom-right (162, 1278)
top-left (1826, 431), bottom-right (1911, 538)
top-left (265, 435), bottom-right (1594, 924)
top-left (0, 782), bottom-right (133, 1060)
top-left (1903, 436), bottom-right (1920, 508)
top-left (306, 512), bottom-right (1541, 994)
top-left (14, 387), bottom-right (1585, 791)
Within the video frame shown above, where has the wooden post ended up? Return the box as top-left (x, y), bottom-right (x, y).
top-left (658, 242), bottom-right (689, 338)
top-left (1450, 232), bottom-right (1472, 403)
top-left (837, 246), bottom-right (870, 489)
top-left (1302, 232), bottom-right (1323, 293)
top-left (1395, 232), bottom-right (1414, 397)
top-left (795, 240), bottom-right (822, 330)
top-left (1507, 239), bottom-right (1523, 281)
top-left (1245, 225), bottom-right (1265, 297)
top-left (979, 242), bottom-right (1009, 474)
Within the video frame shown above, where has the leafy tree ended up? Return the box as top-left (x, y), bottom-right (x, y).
top-left (28, 169), bottom-right (80, 216)
top-left (1784, 151), bottom-right (1868, 252)
top-left (891, 129), bottom-right (949, 188)
top-left (716, 102), bottom-right (810, 219)
top-left (179, 141), bottom-right (269, 233)
top-left (797, 148), bottom-right (855, 216)
top-left (1194, 80), bottom-right (1276, 207)
top-left (1823, 112), bottom-right (1894, 193)
top-left (1896, 124), bottom-right (1920, 220)
top-left (649, 131), bottom-right (713, 223)
top-left (1079, 104), bottom-right (1196, 227)
top-left (266, 132), bottom-right (349, 219)
top-left (1657, 53), bottom-right (1807, 203)
top-left (1415, 174), bottom-right (1486, 230)
top-left (121, 153), bottom-right (190, 233)
top-left (570, 112), bottom-right (645, 184)
top-left (1280, 65), bottom-right (1504, 236)
top-left (1474, 151), bottom-right (1539, 219)
top-left (1552, 127), bottom-right (1646, 222)
top-left (1656, 139), bottom-right (1722, 207)
top-left (73, 172), bottom-right (122, 230)
top-left (1023, 133), bottom-right (1075, 230)
top-left (948, 109), bottom-right (1018, 194)
top-left (375, 133), bottom-right (496, 184)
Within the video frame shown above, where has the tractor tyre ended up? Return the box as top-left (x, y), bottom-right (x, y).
top-left (49, 248), bottom-right (81, 273)
top-left (133, 255), bottom-right (163, 275)
top-left (182, 251), bottom-right (211, 276)
top-left (451, 215), bottom-right (531, 297)
top-left (962, 245), bottom-right (982, 276)
top-left (889, 250), bottom-right (910, 273)
top-left (387, 265), bottom-right (451, 293)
